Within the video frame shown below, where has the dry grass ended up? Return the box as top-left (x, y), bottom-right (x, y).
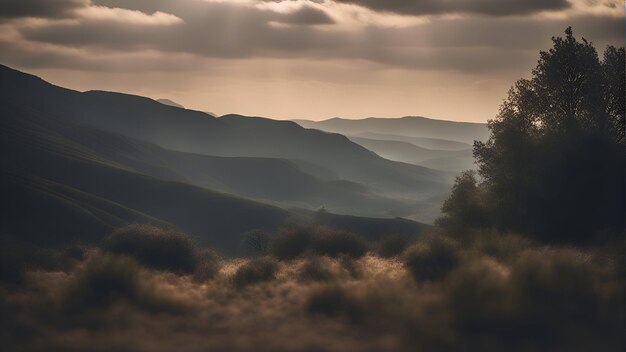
top-left (1, 231), bottom-right (623, 352)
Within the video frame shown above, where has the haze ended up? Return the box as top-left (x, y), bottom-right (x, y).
top-left (0, 0), bottom-right (623, 122)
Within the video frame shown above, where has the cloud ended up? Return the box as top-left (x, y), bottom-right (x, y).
top-left (16, 1), bottom-right (346, 59)
top-left (13, 1), bottom-right (623, 74)
top-left (0, 0), bottom-right (623, 77)
top-left (276, 6), bottom-right (335, 25)
top-left (333, 0), bottom-right (572, 17)
top-left (75, 5), bottom-right (183, 25)
top-left (0, 0), bottom-right (88, 19)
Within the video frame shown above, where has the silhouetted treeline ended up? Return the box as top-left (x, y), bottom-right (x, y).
top-left (438, 28), bottom-right (625, 244)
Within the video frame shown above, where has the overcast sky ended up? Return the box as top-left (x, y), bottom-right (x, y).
top-left (0, 0), bottom-right (623, 121)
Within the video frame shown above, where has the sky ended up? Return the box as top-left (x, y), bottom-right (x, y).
top-left (0, 0), bottom-right (623, 122)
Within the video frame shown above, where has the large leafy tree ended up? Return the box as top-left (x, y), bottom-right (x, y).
top-left (602, 45), bottom-right (626, 143)
top-left (439, 28), bottom-right (625, 243)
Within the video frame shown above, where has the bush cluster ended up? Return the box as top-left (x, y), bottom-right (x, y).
top-left (232, 257), bottom-right (278, 288)
top-left (270, 226), bottom-right (368, 260)
top-left (306, 284), bottom-right (363, 323)
top-left (404, 236), bottom-right (459, 282)
top-left (299, 256), bottom-right (334, 282)
top-left (62, 254), bottom-right (184, 314)
top-left (101, 224), bottom-right (198, 274)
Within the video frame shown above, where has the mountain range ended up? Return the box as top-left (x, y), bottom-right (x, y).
top-left (293, 116), bottom-right (488, 144)
top-left (1, 65), bottom-right (493, 254)
top-left (293, 118), bottom-right (486, 173)
top-left (0, 64), bottom-right (449, 254)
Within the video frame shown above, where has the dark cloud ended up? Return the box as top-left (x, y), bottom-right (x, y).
top-left (358, 15), bottom-right (625, 51)
top-left (0, 0), bottom-right (88, 19)
top-left (277, 6), bottom-right (335, 25)
top-left (334, 0), bottom-right (572, 17)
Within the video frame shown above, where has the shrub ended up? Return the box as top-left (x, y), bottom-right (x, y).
top-left (338, 254), bottom-right (360, 278)
top-left (405, 236), bottom-right (459, 282)
top-left (441, 248), bottom-right (624, 351)
top-left (444, 257), bottom-right (512, 338)
top-left (313, 230), bottom-right (368, 258)
top-left (270, 227), bottom-right (314, 260)
top-left (377, 235), bottom-right (411, 258)
top-left (270, 227), bottom-right (369, 260)
top-left (64, 254), bottom-right (144, 310)
top-left (63, 254), bottom-right (184, 315)
top-left (299, 256), bottom-right (334, 282)
top-left (101, 224), bottom-right (197, 274)
top-left (192, 248), bottom-right (221, 283)
top-left (510, 250), bottom-right (615, 327)
top-left (232, 257), bottom-right (278, 288)
top-left (306, 284), bottom-right (363, 323)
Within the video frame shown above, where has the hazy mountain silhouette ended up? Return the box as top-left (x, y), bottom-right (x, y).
top-left (0, 64), bottom-right (431, 252)
top-left (61, 125), bottom-right (411, 217)
top-left (350, 132), bottom-right (472, 151)
top-left (0, 99), bottom-right (427, 253)
top-left (349, 136), bottom-right (474, 173)
top-left (214, 114), bottom-right (450, 196)
top-left (0, 65), bottom-right (449, 199)
top-left (294, 116), bottom-right (488, 145)
top-left (0, 103), bottom-right (292, 253)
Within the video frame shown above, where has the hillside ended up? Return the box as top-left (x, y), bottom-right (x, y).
top-left (0, 105), bottom-right (293, 253)
top-left (0, 65), bottom-right (450, 199)
top-left (50, 123), bottom-right (411, 217)
top-left (0, 65), bottom-right (432, 253)
top-left (351, 132), bottom-right (472, 151)
top-left (349, 136), bottom-right (474, 173)
top-left (294, 117), bottom-right (488, 145)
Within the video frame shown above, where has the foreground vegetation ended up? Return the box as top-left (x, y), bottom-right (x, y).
top-left (1, 224), bottom-right (623, 351)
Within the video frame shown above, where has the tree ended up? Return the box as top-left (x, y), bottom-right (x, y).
top-left (473, 79), bottom-right (540, 231)
top-left (439, 28), bottom-right (625, 243)
top-left (602, 46), bottom-right (626, 143)
top-left (531, 27), bottom-right (605, 134)
top-left (436, 171), bottom-right (487, 233)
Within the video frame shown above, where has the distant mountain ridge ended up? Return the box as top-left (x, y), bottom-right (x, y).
top-left (349, 136), bottom-right (475, 173)
top-left (351, 132), bottom-right (471, 151)
top-left (293, 116), bottom-right (484, 174)
top-left (293, 116), bottom-right (488, 145)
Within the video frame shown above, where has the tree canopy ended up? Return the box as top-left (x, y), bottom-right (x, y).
top-left (438, 28), bottom-right (625, 244)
